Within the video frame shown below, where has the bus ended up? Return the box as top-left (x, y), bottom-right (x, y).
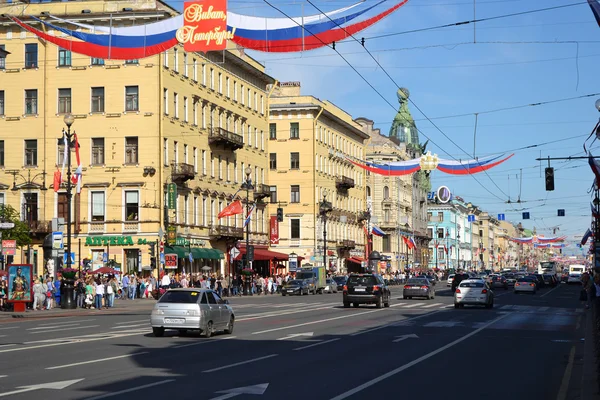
top-left (538, 261), bottom-right (557, 276)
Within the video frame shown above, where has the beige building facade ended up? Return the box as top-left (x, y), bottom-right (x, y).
top-left (267, 82), bottom-right (369, 273)
top-left (0, 0), bottom-right (274, 276)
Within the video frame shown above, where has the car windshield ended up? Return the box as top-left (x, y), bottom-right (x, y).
top-left (407, 279), bottom-right (428, 285)
top-left (459, 281), bottom-right (484, 288)
top-left (348, 275), bottom-right (378, 286)
top-left (287, 280), bottom-right (303, 285)
top-left (518, 278), bottom-right (534, 282)
top-left (158, 291), bottom-right (200, 304)
top-left (333, 276), bottom-right (347, 283)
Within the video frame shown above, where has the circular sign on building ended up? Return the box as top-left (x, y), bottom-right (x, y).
top-left (437, 186), bottom-right (452, 203)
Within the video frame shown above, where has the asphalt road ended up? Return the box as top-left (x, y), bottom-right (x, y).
top-left (0, 282), bottom-right (590, 400)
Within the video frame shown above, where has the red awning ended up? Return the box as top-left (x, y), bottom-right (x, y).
top-left (347, 257), bottom-right (364, 264)
top-left (234, 248), bottom-right (303, 261)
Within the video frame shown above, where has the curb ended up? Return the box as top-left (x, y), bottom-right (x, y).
top-left (582, 309), bottom-right (600, 400)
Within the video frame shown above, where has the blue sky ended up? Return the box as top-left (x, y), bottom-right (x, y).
top-left (220, 0), bottom-right (599, 254)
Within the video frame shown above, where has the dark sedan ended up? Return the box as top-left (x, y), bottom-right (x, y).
top-left (281, 280), bottom-right (310, 296)
top-left (333, 276), bottom-right (348, 291)
top-left (542, 274), bottom-right (558, 287)
top-left (490, 275), bottom-right (508, 290)
top-left (531, 274), bottom-right (546, 288)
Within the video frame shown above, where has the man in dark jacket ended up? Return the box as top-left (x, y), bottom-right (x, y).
top-left (451, 270), bottom-right (469, 293)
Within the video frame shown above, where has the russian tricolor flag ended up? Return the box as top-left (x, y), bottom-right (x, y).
top-left (589, 0), bottom-right (600, 27)
top-left (372, 226), bottom-right (386, 237)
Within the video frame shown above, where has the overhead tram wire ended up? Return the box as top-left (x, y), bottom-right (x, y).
top-left (262, 0), bottom-right (509, 202)
top-left (305, 0), bottom-right (513, 204)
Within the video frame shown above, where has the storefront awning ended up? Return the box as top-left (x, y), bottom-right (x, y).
top-left (191, 248), bottom-right (224, 260)
top-left (165, 246), bottom-right (186, 258)
top-left (347, 256), bottom-right (365, 264)
top-left (234, 248), bottom-right (302, 261)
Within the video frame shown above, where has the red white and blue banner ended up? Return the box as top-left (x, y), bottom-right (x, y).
top-left (510, 236), bottom-right (566, 244)
top-left (349, 153), bottom-right (514, 176)
top-left (7, 0), bottom-right (408, 59)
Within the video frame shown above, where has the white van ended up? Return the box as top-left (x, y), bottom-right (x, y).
top-left (567, 264), bottom-right (585, 284)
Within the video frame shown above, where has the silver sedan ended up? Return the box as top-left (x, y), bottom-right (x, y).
top-left (150, 288), bottom-right (234, 338)
top-left (403, 278), bottom-right (435, 300)
top-left (324, 278), bottom-right (338, 294)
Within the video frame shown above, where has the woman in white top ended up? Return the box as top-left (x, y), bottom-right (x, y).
top-left (94, 279), bottom-right (104, 310)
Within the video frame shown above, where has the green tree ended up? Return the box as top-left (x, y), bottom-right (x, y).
top-left (0, 205), bottom-right (32, 247)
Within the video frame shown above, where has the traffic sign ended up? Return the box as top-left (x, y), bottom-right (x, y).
top-left (498, 213), bottom-right (505, 221)
top-left (63, 252), bottom-right (76, 264)
top-left (0, 222), bottom-right (14, 229)
top-left (468, 215), bottom-right (475, 222)
top-left (52, 232), bottom-right (64, 250)
top-left (230, 247), bottom-right (240, 260)
top-left (188, 252), bottom-right (193, 263)
top-left (103, 252), bottom-right (108, 263)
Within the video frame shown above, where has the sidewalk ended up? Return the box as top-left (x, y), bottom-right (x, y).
top-left (582, 307), bottom-right (600, 400)
top-left (0, 298), bottom-right (157, 320)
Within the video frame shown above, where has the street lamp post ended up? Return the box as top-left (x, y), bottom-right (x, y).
top-left (319, 191), bottom-right (332, 271)
top-left (241, 167), bottom-right (253, 296)
top-left (63, 114), bottom-right (75, 272)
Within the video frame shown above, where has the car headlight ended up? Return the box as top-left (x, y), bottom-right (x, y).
top-left (152, 309), bottom-right (164, 315)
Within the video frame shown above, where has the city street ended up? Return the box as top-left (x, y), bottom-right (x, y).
top-left (0, 283), bottom-right (590, 400)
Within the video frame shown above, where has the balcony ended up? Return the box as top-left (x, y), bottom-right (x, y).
top-left (378, 220), bottom-right (397, 230)
top-left (337, 239), bottom-right (356, 249)
top-left (25, 220), bottom-right (51, 234)
top-left (209, 224), bottom-right (244, 240)
top-left (382, 197), bottom-right (393, 206)
top-left (336, 176), bottom-right (355, 191)
top-left (253, 183), bottom-right (270, 201)
top-left (208, 127), bottom-right (244, 150)
top-left (171, 163), bottom-right (195, 183)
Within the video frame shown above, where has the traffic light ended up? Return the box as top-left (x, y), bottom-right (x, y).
top-left (247, 245), bottom-right (255, 262)
top-left (150, 257), bottom-right (157, 269)
top-left (523, 212), bottom-right (530, 220)
top-left (277, 207), bottom-right (284, 222)
top-left (545, 167), bottom-right (555, 191)
top-left (148, 242), bottom-right (156, 258)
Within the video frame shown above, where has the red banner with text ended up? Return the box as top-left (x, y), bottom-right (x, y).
top-left (177, 0), bottom-right (235, 52)
top-left (270, 216), bottom-right (279, 245)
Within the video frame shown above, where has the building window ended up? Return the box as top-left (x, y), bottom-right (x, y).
top-left (183, 96), bottom-right (188, 122)
top-left (173, 92), bottom-right (178, 119)
top-left (382, 235), bottom-right (391, 252)
top-left (58, 88), bottom-right (72, 114)
top-left (23, 193), bottom-right (38, 225)
top-left (290, 185), bottom-right (300, 203)
top-left (193, 147), bottom-right (198, 172)
top-left (383, 186), bottom-right (390, 199)
top-left (91, 191), bottom-right (105, 221)
top-left (226, 77), bottom-right (230, 97)
top-left (125, 137), bottom-right (138, 164)
top-left (125, 191), bottom-right (139, 221)
top-left (427, 212), bottom-right (432, 222)
top-left (290, 122), bottom-right (299, 139)
top-left (427, 228), bottom-right (433, 239)
top-left (57, 193), bottom-right (67, 220)
top-left (269, 186), bottom-right (277, 203)
top-left (218, 72), bottom-right (222, 93)
top-left (193, 58), bottom-right (197, 81)
top-left (291, 218), bottom-right (300, 239)
top-left (0, 91), bottom-right (4, 116)
top-left (58, 48), bottom-right (71, 67)
top-left (0, 45), bottom-right (5, 69)
top-left (202, 150), bottom-right (206, 175)
top-left (438, 212), bottom-right (444, 222)
top-left (24, 139), bottom-right (37, 166)
top-left (0, 140), bottom-right (4, 166)
top-left (192, 99), bottom-right (198, 125)
top-left (210, 68), bottom-right (214, 90)
top-left (269, 153), bottom-right (277, 170)
top-left (24, 89), bottom-right (37, 115)
top-left (173, 48), bottom-right (178, 72)
top-left (91, 87), bottom-right (105, 113)
top-left (125, 86), bottom-right (139, 111)
top-left (290, 152), bottom-right (300, 169)
top-left (183, 52), bottom-right (188, 76)
top-left (163, 138), bottom-right (169, 166)
top-left (437, 228), bottom-right (444, 239)
top-left (184, 144), bottom-right (188, 164)
top-left (91, 57), bottom-right (104, 66)
top-left (92, 138), bottom-right (104, 165)
top-left (125, 59), bottom-right (139, 65)
top-left (25, 43), bottom-right (38, 68)
top-left (163, 88), bottom-right (168, 115)
top-left (384, 209), bottom-right (390, 223)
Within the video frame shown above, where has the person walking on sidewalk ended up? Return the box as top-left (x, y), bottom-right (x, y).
top-left (94, 278), bottom-right (104, 310)
top-left (122, 274), bottom-right (130, 300)
top-left (32, 278), bottom-right (46, 311)
top-left (76, 278), bottom-right (86, 308)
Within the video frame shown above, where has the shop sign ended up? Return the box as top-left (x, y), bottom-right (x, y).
top-left (85, 236), bottom-right (153, 246)
top-left (176, 0), bottom-right (235, 52)
top-left (167, 226), bottom-right (177, 245)
top-left (167, 183), bottom-right (177, 210)
top-left (165, 254), bottom-right (178, 269)
top-left (270, 216), bottom-right (279, 245)
top-left (175, 237), bottom-right (206, 247)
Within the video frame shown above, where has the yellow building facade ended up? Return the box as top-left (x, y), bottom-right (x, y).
top-left (267, 83), bottom-right (369, 273)
top-left (0, 0), bottom-right (274, 277)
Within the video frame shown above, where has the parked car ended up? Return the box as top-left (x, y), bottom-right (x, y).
top-left (343, 273), bottom-right (391, 308)
top-left (281, 280), bottom-right (310, 296)
top-left (150, 288), bottom-right (234, 338)
top-left (403, 278), bottom-right (435, 300)
top-left (454, 280), bottom-right (494, 309)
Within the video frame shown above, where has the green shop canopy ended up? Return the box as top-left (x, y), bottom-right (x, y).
top-left (165, 246), bottom-right (186, 258)
top-left (191, 248), bottom-right (224, 260)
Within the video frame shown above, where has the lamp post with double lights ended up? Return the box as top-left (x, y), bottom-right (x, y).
top-left (319, 190), bottom-right (333, 271)
top-left (241, 167), bottom-right (254, 295)
top-left (62, 114), bottom-right (75, 272)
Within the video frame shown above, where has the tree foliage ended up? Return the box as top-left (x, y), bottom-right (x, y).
top-left (0, 205), bottom-right (32, 247)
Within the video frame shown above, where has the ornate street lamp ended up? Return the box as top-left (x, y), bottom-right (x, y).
top-left (241, 167), bottom-right (253, 295)
top-left (60, 113), bottom-right (76, 309)
top-left (319, 190), bottom-right (332, 271)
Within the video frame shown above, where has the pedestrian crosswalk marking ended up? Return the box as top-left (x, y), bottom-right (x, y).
top-left (422, 303), bottom-right (443, 308)
top-left (403, 303), bottom-right (426, 308)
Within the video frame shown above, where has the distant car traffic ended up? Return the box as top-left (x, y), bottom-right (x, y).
top-left (489, 275), bottom-right (508, 290)
top-left (282, 280), bottom-right (310, 296)
top-left (323, 278), bottom-right (338, 294)
top-left (343, 273), bottom-right (391, 308)
top-left (403, 278), bottom-right (435, 300)
top-left (454, 279), bottom-right (494, 309)
top-left (542, 274), bottom-right (558, 287)
top-left (447, 274), bottom-right (455, 287)
top-left (332, 276), bottom-right (347, 291)
top-left (150, 288), bottom-right (234, 338)
top-left (502, 273), bottom-right (517, 286)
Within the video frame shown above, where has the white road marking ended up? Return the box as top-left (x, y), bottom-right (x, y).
top-left (0, 375), bottom-right (6, 378)
top-left (0, 335), bottom-right (5, 338)
top-left (0, 345), bottom-right (15, 349)
top-left (541, 285), bottom-right (560, 297)
top-left (202, 354), bottom-right (278, 373)
top-left (238, 305), bottom-right (335, 322)
top-left (350, 310), bottom-right (443, 337)
top-left (27, 323), bottom-right (82, 330)
top-left (46, 352), bottom-right (149, 370)
top-left (403, 303), bottom-right (426, 308)
top-left (29, 325), bottom-right (100, 335)
top-left (0, 327), bottom-right (19, 331)
top-left (393, 303), bottom-right (411, 307)
top-left (329, 313), bottom-right (509, 400)
top-left (421, 303), bottom-right (443, 308)
top-left (251, 309), bottom-right (386, 335)
top-left (556, 346), bottom-right (576, 400)
top-left (114, 319), bottom-right (149, 325)
top-left (36, 319), bottom-right (95, 326)
top-left (293, 338), bottom-right (340, 351)
top-left (86, 379), bottom-right (176, 400)
top-left (111, 323), bottom-right (149, 329)
top-left (174, 336), bottom-right (236, 349)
